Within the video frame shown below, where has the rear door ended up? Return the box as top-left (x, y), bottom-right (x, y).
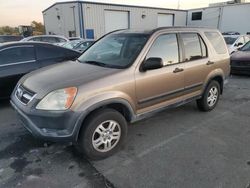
top-left (179, 33), bottom-right (211, 98)
top-left (0, 45), bottom-right (37, 97)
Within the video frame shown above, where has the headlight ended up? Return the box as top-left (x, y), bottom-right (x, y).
top-left (36, 87), bottom-right (77, 110)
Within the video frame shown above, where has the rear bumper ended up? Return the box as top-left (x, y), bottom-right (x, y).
top-left (10, 99), bottom-right (82, 142)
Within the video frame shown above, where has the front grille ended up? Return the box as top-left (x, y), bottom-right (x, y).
top-left (15, 85), bottom-right (36, 105)
top-left (231, 61), bottom-right (250, 66)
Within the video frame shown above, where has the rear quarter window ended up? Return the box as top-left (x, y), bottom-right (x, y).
top-left (204, 32), bottom-right (227, 54)
top-left (36, 45), bottom-right (66, 60)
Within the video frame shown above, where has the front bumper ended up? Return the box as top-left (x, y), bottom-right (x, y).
top-left (231, 66), bottom-right (250, 75)
top-left (10, 97), bottom-right (82, 142)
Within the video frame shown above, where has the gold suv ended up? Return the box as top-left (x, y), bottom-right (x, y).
top-left (11, 27), bottom-right (230, 160)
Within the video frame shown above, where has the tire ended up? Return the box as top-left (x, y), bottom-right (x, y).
top-left (78, 108), bottom-right (128, 160)
top-left (197, 80), bottom-right (221, 112)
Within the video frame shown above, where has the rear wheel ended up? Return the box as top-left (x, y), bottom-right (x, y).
top-left (78, 108), bottom-right (127, 160)
top-left (197, 80), bottom-right (220, 112)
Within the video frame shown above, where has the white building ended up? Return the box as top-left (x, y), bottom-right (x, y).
top-left (187, 2), bottom-right (250, 34)
top-left (42, 1), bottom-right (187, 39)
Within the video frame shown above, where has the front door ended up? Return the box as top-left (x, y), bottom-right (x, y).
top-left (135, 33), bottom-right (185, 114)
top-left (0, 46), bottom-right (37, 98)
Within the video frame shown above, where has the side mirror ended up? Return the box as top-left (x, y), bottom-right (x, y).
top-left (141, 57), bottom-right (163, 72)
top-left (235, 42), bottom-right (243, 47)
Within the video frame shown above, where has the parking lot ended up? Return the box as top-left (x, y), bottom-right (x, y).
top-left (1, 75), bottom-right (250, 188)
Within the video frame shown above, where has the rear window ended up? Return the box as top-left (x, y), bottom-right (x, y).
top-left (205, 32), bottom-right (227, 54)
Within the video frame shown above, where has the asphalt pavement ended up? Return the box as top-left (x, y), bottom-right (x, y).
top-left (1, 75), bottom-right (250, 188)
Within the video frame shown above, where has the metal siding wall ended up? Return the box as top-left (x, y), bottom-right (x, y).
top-left (220, 4), bottom-right (250, 34)
top-left (82, 3), bottom-right (187, 39)
top-left (187, 8), bottom-right (220, 28)
top-left (43, 3), bottom-right (80, 37)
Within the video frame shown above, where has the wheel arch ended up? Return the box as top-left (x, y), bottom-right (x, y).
top-left (73, 99), bottom-right (136, 142)
top-left (204, 74), bottom-right (224, 94)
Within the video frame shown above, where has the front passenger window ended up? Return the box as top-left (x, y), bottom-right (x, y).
top-left (146, 34), bottom-right (179, 66)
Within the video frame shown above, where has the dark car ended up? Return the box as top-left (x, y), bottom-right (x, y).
top-left (231, 41), bottom-right (250, 75)
top-left (0, 42), bottom-right (81, 99)
top-left (0, 35), bottom-right (23, 43)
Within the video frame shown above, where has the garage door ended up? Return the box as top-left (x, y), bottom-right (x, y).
top-left (157, 14), bottom-right (174, 27)
top-left (104, 10), bottom-right (129, 33)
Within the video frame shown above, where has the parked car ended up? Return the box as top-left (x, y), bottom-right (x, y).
top-left (21, 35), bottom-right (69, 45)
top-left (0, 42), bottom-right (80, 99)
top-left (231, 41), bottom-right (250, 75)
top-left (11, 28), bottom-right (230, 160)
top-left (223, 35), bottom-right (250, 54)
top-left (0, 35), bottom-right (23, 43)
top-left (62, 40), bottom-right (95, 52)
top-left (222, 31), bottom-right (240, 35)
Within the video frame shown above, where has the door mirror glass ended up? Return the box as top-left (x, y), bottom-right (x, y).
top-left (141, 57), bottom-right (163, 71)
top-left (236, 42), bottom-right (243, 47)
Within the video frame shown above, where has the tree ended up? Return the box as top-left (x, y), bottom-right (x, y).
top-left (31, 21), bottom-right (45, 35)
top-left (0, 26), bottom-right (18, 35)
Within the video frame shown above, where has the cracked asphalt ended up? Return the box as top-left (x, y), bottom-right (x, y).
top-left (1, 75), bottom-right (250, 188)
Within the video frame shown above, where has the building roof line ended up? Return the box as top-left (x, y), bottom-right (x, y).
top-left (188, 2), bottom-right (250, 11)
top-left (42, 0), bottom-right (187, 13)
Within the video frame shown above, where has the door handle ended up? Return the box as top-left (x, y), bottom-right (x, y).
top-left (173, 68), bottom-right (184, 73)
top-left (206, 61), bottom-right (214, 65)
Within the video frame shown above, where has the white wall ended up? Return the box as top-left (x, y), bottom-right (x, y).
top-left (187, 3), bottom-right (250, 34)
top-left (187, 7), bottom-right (220, 28)
top-left (220, 4), bottom-right (250, 34)
top-left (43, 2), bottom-right (81, 37)
top-left (82, 3), bottom-right (187, 39)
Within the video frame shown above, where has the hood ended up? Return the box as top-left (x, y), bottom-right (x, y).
top-left (231, 50), bottom-right (250, 61)
top-left (22, 61), bottom-right (121, 95)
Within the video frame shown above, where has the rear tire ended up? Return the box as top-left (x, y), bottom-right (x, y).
top-left (78, 108), bottom-right (127, 160)
top-left (197, 80), bottom-right (220, 112)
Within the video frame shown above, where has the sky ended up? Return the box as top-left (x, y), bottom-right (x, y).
top-left (0, 0), bottom-right (244, 26)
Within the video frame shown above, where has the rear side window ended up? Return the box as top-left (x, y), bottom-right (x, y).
top-left (0, 46), bottom-right (35, 65)
top-left (56, 37), bottom-right (67, 43)
top-left (205, 32), bottom-right (227, 54)
top-left (41, 37), bottom-right (57, 43)
top-left (180, 33), bottom-right (207, 61)
top-left (146, 34), bottom-right (179, 66)
top-left (29, 37), bottom-right (42, 42)
top-left (36, 45), bottom-right (68, 60)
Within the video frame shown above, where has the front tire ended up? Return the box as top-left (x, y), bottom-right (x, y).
top-left (197, 80), bottom-right (221, 112)
top-left (78, 109), bottom-right (127, 160)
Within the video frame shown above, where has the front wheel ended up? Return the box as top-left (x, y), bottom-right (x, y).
top-left (78, 109), bottom-right (127, 160)
top-left (197, 80), bottom-right (221, 112)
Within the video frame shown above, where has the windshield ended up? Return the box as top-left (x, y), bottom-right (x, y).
top-left (224, 36), bottom-right (238, 45)
top-left (240, 41), bottom-right (250, 51)
top-left (78, 33), bottom-right (149, 69)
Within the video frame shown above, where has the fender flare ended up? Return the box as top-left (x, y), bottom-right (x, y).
top-left (72, 98), bottom-right (136, 142)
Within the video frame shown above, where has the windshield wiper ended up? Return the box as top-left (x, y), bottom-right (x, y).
top-left (84, 60), bottom-right (108, 67)
top-left (78, 60), bottom-right (123, 69)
